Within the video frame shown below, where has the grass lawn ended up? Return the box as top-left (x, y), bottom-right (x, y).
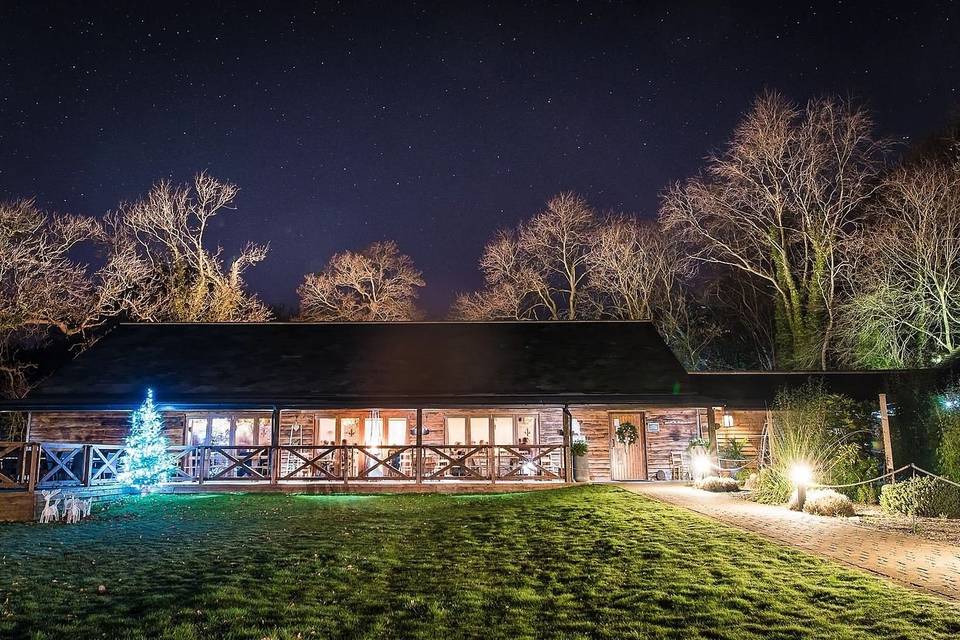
top-left (1, 486), bottom-right (959, 639)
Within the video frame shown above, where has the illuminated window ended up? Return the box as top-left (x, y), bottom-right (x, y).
top-left (187, 418), bottom-right (208, 445)
top-left (517, 415), bottom-right (538, 443)
top-left (234, 418), bottom-right (255, 446)
top-left (446, 417), bottom-right (467, 445)
top-left (257, 418), bottom-right (272, 445)
top-left (493, 416), bottom-right (514, 444)
top-left (386, 418), bottom-right (408, 445)
top-left (316, 418), bottom-right (337, 444)
top-left (469, 417), bottom-right (490, 444)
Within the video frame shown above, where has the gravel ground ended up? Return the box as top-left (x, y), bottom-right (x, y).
top-left (852, 504), bottom-right (960, 546)
top-left (733, 488), bottom-right (960, 546)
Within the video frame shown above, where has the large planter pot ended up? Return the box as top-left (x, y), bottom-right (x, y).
top-left (573, 455), bottom-right (590, 482)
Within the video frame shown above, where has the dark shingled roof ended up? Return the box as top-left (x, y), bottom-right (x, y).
top-left (14, 321), bottom-right (695, 409)
top-left (4, 321), bottom-right (936, 411)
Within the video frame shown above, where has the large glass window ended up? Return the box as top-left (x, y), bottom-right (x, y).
top-left (469, 417), bottom-right (490, 444)
top-left (257, 418), bottom-right (272, 445)
top-left (493, 417), bottom-right (514, 445)
top-left (210, 418), bottom-right (231, 446)
top-left (517, 416), bottom-right (538, 443)
top-left (363, 418), bottom-right (384, 447)
top-left (316, 418), bottom-right (337, 444)
top-left (234, 418), bottom-right (255, 446)
top-left (446, 417), bottom-right (467, 445)
top-left (187, 418), bottom-right (207, 445)
top-left (386, 418), bottom-right (408, 445)
top-left (340, 418), bottom-right (361, 444)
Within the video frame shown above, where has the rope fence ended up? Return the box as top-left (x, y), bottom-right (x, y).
top-left (805, 463), bottom-right (960, 491)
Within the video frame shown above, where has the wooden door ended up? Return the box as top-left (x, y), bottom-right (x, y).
top-left (609, 413), bottom-right (647, 480)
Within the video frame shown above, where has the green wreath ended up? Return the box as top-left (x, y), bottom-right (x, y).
top-left (615, 421), bottom-right (639, 446)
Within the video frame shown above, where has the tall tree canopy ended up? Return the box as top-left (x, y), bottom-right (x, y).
top-left (453, 193), bottom-right (597, 321)
top-left (453, 194), bottom-right (718, 368)
top-left (838, 159), bottom-right (960, 367)
top-left (660, 93), bottom-right (889, 369)
top-left (0, 200), bottom-right (122, 398)
top-left (107, 173), bottom-right (272, 323)
top-left (297, 241), bottom-right (424, 321)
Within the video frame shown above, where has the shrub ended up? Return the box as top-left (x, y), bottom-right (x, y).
top-left (719, 437), bottom-right (747, 462)
top-left (936, 388), bottom-right (960, 482)
top-left (800, 489), bottom-right (855, 517)
top-left (830, 442), bottom-right (881, 504)
top-left (741, 472), bottom-right (759, 491)
top-left (751, 467), bottom-right (791, 504)
top-left (696, 476), bottom-right (739, 492)
top-left (570, 440), bottom-right (588, 457)
top-left (880, 476), bottom-right (960, 518)
top-left (734, 467), bottom-right (753, 484)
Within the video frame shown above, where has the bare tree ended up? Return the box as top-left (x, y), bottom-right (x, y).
top-left (587, 216), bottom-right (721, 368)
top-left (107, 173), bottom-right (272, 322)
top-left (661, 92), bottom-right (889, 369)
top-left (0, 200), bottom-right (116, 398)
top-left (297, 241), bottom-right (424, 321)
top-left (838, 160), bottom-right (960, 367)
top-left (452, 193), bottom-right (597, 320)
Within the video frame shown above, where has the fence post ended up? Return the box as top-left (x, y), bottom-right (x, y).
top-left (197, 447), bottom-right (207, 485)
top-left (878, 393), bottom-right (895, 477)
top-left (82, 445), bottom-right (93, 487)
top-left (562, 406), bottom-right (573, 484)
top-left (270, 408), bottom-right (281, 485)
top-left (415, 408), bottom-right (423, 485)
top-left (28, 443), bottom-right (39, 492)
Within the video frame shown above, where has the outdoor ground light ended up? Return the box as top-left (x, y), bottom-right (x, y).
top-left (692, 453), bottom-right (711, 479)
top-left (789, 462), bottom-right (814, 510)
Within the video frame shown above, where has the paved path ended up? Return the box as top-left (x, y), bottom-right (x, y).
top-left (616, 482), bottom-right (960, 601)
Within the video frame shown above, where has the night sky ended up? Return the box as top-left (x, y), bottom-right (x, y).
top-left (2, 2), bottom-right (959, 316)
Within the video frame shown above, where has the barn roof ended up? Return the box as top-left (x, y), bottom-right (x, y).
top-left (11, 321), bottom-right (694, 409)
top-left (3, 321), bottom-right (934, 411)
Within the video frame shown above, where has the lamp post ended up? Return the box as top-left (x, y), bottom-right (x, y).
top-left (692, 453), bottom-right (711, 482)
top-left (789, 463), bottom-right (813, 511)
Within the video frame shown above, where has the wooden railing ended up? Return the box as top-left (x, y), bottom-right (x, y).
top-left (1, 442), bottom-right (569, 491)
top-left (0, 442), bottom-right (40, 491)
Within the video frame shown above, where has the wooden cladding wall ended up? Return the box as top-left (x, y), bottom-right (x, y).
top-left (571, 407), bottom-right (702, 482)
top-left (570, 408), bottom-right (612, 481)
top-left (28, 412), bottom-right (186, 445)
top-left (713, 409), bottom-right (766, 461)
top-left (643, 409), bottom-right (700, 480)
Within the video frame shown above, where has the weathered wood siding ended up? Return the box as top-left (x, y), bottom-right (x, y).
top-left (569, 408), bottom-right (612, 481)
top-left (28, 412), bottom-right (186, 445)
top-left (713, 409), bottom-right (766, 462)
top-left (643, 409), bottom-right (700, 480)
top-left (572, 407), bottom-right (703, 481)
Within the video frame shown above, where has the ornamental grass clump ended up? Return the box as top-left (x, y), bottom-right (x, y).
top-left (880, 476), bottom-right (960, 518)
top-left (696, 476), bottom-right (739, 492)
top-left (752, 467), bottom-right (791, 504)
top-left (800, 489), bottom-right (855, 517)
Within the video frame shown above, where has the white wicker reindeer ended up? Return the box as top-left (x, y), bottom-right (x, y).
top-left (39, 489), bottom-right (62, 523)
top-left (64, 494), bottom-right (84, 524)
top-left (82, 498), bottom-right (93, 518)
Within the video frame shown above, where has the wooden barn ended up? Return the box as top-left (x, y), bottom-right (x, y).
top-left (0, 321), bottom-right (906, 499)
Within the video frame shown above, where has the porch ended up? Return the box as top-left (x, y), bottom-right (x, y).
top-left (0, 440), bottom-right (570, 494)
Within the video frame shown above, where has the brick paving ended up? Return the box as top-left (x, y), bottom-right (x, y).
top-left (617, 482), bottom-right (960, 601)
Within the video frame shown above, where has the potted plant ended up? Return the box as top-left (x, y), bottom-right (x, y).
top-left (571, 438), bottom-right (589, 482)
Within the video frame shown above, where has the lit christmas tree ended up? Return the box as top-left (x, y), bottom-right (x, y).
top-left (120, 389), bottom-right (174, 490)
